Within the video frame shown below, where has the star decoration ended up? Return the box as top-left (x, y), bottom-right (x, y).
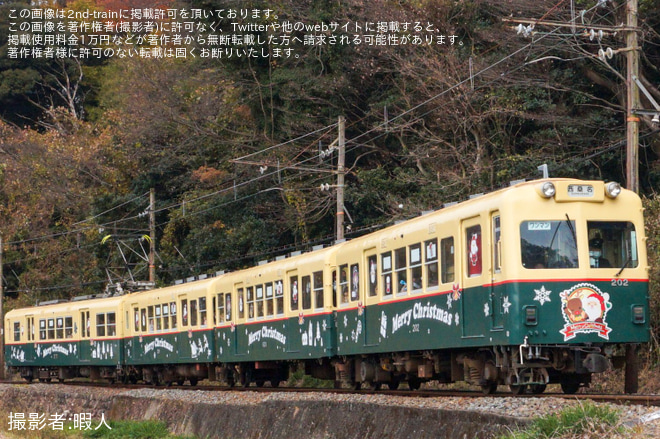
top-left (446, 293), bottom-right (453, 309)
top-left (534, 286), bottom-right (552, 306)
top-left (502, 296), bottom-right (511, 314)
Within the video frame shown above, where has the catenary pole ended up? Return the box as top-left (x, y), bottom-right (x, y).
top-left (0, 235), bottom-right (5, 380)
top-left (149, 188), bottom-right (156, 284)
top-left (625, 0), bottom-right (640, 194)
top-left (336, 116), bottom-right (345, 242)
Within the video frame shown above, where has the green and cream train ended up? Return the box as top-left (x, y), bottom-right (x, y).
top-left (4, 179), bottom-right (650, 394)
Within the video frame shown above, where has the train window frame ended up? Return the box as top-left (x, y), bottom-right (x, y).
top-left (410, 243), bottom-right (423, 293)
top-left (302, 276), bottom-right (312, 310)
top-left (47, 318), bottom-right (55, 340)
top-left (199, 297), bottom-right (207, 326)
top-left (190, 299), bottom-right (198, 326)
top-left (587, 221), bottom-right (639, 269)
top-left (65, 317), bottom-right (73, 338)
top-left (155, 305), bottom-right (162, 331)
top-left (255, 285), bottom-right (264, 318)
top-left (265, 283), bottom-right (274, 317)
top-left (181, 299), bottom-right (189, 327)
top-left (425, 239), bottom-right (439, 290)
top-left (381, 252), bottom-right (393, 297)
top-left (162, 303), bottom-right (170, 330)
top-left (107, 313), bottom-right (116, 337)
top-left (217, 293), bottom-right (225, 324)
top-left (237, 287), bottom-right (245, 319)
top-left (170, 302), bottom-right (177, 329)
top-left (13, 321), bottom-right (20, 342)
top-left (367, 254), bottom-right (378, 297)
top-left (56, 317), bottom-right (64, 339)
top-left (492, 215), bottom-right (502, 274)
top-left (290, 276), bottom-right (299, 311)
top-left (246, 287), bottom-right (255, 319)
top-left (349, 263), bottom-right (360, 302)
top-left (39, 319), bottom-right (46, 340)
top-left (520, 220), bottom-right (578, 269)
top-left (275, 280), bottom-right (284, 316)
top-left (96, 313), bottom-right (106, 337)
top-left (313, 271), bottom-right (324, 310)
top-left (133, 307), bottom-right (139, 332)
top-left (148, 306), bottom-right (155, 332)
top-left (226, 293), bottom-right (232, 321)
top-left (27, 317), bottom-right (34, 341)
top-left (466, 225), bottom-right (483, 278)
top-left (339, 265), bottom-right (349, 305)
top-left (141, 308), bottom-right (147, 332)
top-left (441, 237), bottom-right (455, 284)
top-left (395, 247), bottom-right (407, 294)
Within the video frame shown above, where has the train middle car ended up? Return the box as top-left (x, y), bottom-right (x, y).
top-left (4, 178), bottom-right (650, 394)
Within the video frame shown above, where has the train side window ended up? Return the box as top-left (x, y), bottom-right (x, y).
top-left (237, 288), bottom-right (245, 319)
top-left (265, 283), bottom-right (274, 317)
top-left (48, 319), bottom-right (55, 339)
top-left (226, 293), bottom-right (232, 321)
top-left (133, 307), bottom-right (139, 332)
top-left (410, 244), bottom-right (422, 292)
top-left (441, 237), bottom-right (455, 283)
top-left (181, 299), bottom-right (188, 326)
top-left (395, 247), bottom-right (407, 293)
top-left (466, 225), bottom-right (482, 277)
top-left (217, 293), bottom-right (225, 324)
top-left (247, 287), bottom-right (255, 319)
top-left (367, 255), bottom-right (378, 297)
top-left (39, 319), bottom-right (46, 340)
top-left (163, 304), bottom-right (170, 330)
top-left (339, 264), bottom-right (349, 304)
top-left (13, 322), bottom-right (20, 342)
top-left (155, 305), bottom-right (162, 331)
top-left (107, 313), bottom-right (116, 336)
top-left (290, 276), bottom-right (299, 311)
top-left (313, 271), bottom-right (324, 309)
top-left (425, 239), bottom-right (439, 289)
top-left (27, 317), bottom-right (34, 341)
top-left (148, 306), bottom-right (155, 332)
top-left (381, 253), bottom-right (392, 296)
top-left (190, 299), bottom-right (198, 326)
top-left (255, 285), bottom-right (264, 318)
top-left (56, 318), bottom-right (64, 339)
top-left (65, 317), bottom-right (73, 338)
top-left (170, 302), bottom-right (177, 329)
top-left (141, 308), bottom-right (147, 332)
top-left (350, 264), bottom-right (360, 301)
top-left (96, 314), bottom-right (106, 337)
top-left (275, 281), bottom-right (284, 315)
top-left (493, 215), bottom-right (501, 273)
top-left (199, 297), bottom-right (207, 326)
top-left (302, 276), bottom-right (312, 310)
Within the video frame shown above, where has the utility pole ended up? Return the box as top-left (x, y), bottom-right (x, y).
top-left (336, 116), bottom-right (346, 242)
top-left (149, 188), bottom-right (156, 284)
top-left (625, 0), bottom-right (640, 194)
top-left (0, 236), bottom-right (5, 380)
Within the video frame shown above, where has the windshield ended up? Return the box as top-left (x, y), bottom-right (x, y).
top-left (587, 221), bottom-right (638, 269)
top-left (521, 220), bottom-right (578, 269)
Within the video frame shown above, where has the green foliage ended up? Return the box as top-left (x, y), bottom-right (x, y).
top-left (82, 419), bottom-right (193, 439)
top-left (499, 401), bottom-right (622, 439)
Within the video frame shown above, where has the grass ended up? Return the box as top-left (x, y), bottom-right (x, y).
top-left (498, 401), bottom-right (624, 439)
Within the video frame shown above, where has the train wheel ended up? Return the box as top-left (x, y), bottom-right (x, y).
top-left (388, 378), bottom-right (401, 390)
top-left (530, 384), bottom-right (547, 394)
top-left (255, 380), bottom-right (265, 388)
top-left (560, 377), bottom-right (580, 395)
top-left (270, 380), bottom-right (280, 388)
top-left (509, 384), bottom-right (527, 395)
top-left (351, 380), bottom-right (362, 390)
top-left (480, 381), bottom-right (498, 395)
top-left (366, 381), bottom-right (381, 391)
top-left (407, 378), bottom-right (421, 391)
top-left (177, 380), bottom-right (185, 386)
top-left (189, 378), bottom-right (198, 387)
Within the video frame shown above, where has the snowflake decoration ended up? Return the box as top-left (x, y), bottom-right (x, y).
top-left (484, 302), bottom-right (490, 317)
top-left (446, 293), bottom-right (453, 309)
top-left (534, 286), bottom-right (552, 306)
top-left (502, 296), bottom-right (511, 314)
top-left (454, 313), bottom-right (460, 326)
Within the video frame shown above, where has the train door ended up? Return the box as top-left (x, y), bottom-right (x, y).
top-left (286, 270), bottom-right (302, 353)
top-left (25, 315), bottom-right (36, 362)
top-left (363, 249), bottom-right (380, 346)
top-left (79, 309), bottom-right (91, 362)
top-left (490, 212), bottom-right (505, 330)
top-left (234, 284), bottom-right (248, 356)
top-left (178, 294), bottom-right (191, 360)
top-left (461, 217), bottom-right (486, 338)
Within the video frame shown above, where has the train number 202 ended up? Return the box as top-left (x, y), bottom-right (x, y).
top-left (611, 279), bottom-right (629, 287)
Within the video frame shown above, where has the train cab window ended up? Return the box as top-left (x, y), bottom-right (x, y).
top-left (425, 239), bottom-right (439, 289)
top-left (290, 276), bottom-right (300, 311)
top-left (237, 288), bottom-right (245, 319)
top-left (350, 264), bottom-right (360, 302)
top-left (381, 253), bottom-right (392, 296)
top-left (181, 299), bottom-right (188, 326)
top-left (13, 322), bottom-right (20, 342)
top-left (48, 319), bottom-right (55, 339)
top-left (155, 305), bottom-right (162, 331)
top-left (410, 244), bottom-right (422, 292)
top-left (367, 255), bottom-right (378, 297)
top-left (39, 319), bottom-right (46, 340)
top-left (56, 318), bottom-right (64, 339)
top-left (107, 313), bottom-right (116, 336)
top-left (313, 271), bottom-right (324, 309)
top-left (520, 220), bottom-right (578, 269)
top-left (395, 248), bottom-right (407, 293)
top-left (190, 299), bottom-right (198, 326)
top-left (148, 306), bottom-right (155, 332)
top-left (96, 314), bottom-right (106, 337)
top-left (587, 221), bottom-right (638, 269)
top-left (163, 304), bottom-right (170, 330)
top-left (65, 317), bottom-right (73, 338)
top-left (141, 308), bottom-right (147, 332)
top-left (170, 302), bottom-right (177, 329)
top-left (265, 283), bottom-right (274, 317)
top-left (275, 281), bottom-right (284, 315)
top-left (199, 297), bottom-right (207, 326)
top-left (302, 276), bottom-right (312, 310)
top-left (339, 264), bottom-right (349, 304)
top-left (466, 226), bottom-right (482, 277)
top-left (255, 285), bottom-right (264, 318)
top-left (441, 237), bottom-right (455, 283)
top-left (247, 287), bottom-right (255, 319)
top-left (217, 293), bottom-right (226, 324)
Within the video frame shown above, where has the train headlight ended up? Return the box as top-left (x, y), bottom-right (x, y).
top-left (605, 182), bottom-right (621, 198)
top-left (538, 182), bottom-right (556, 198)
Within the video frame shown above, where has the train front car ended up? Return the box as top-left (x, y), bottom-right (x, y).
top-left (497, 179), bottom-right (649, 394)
